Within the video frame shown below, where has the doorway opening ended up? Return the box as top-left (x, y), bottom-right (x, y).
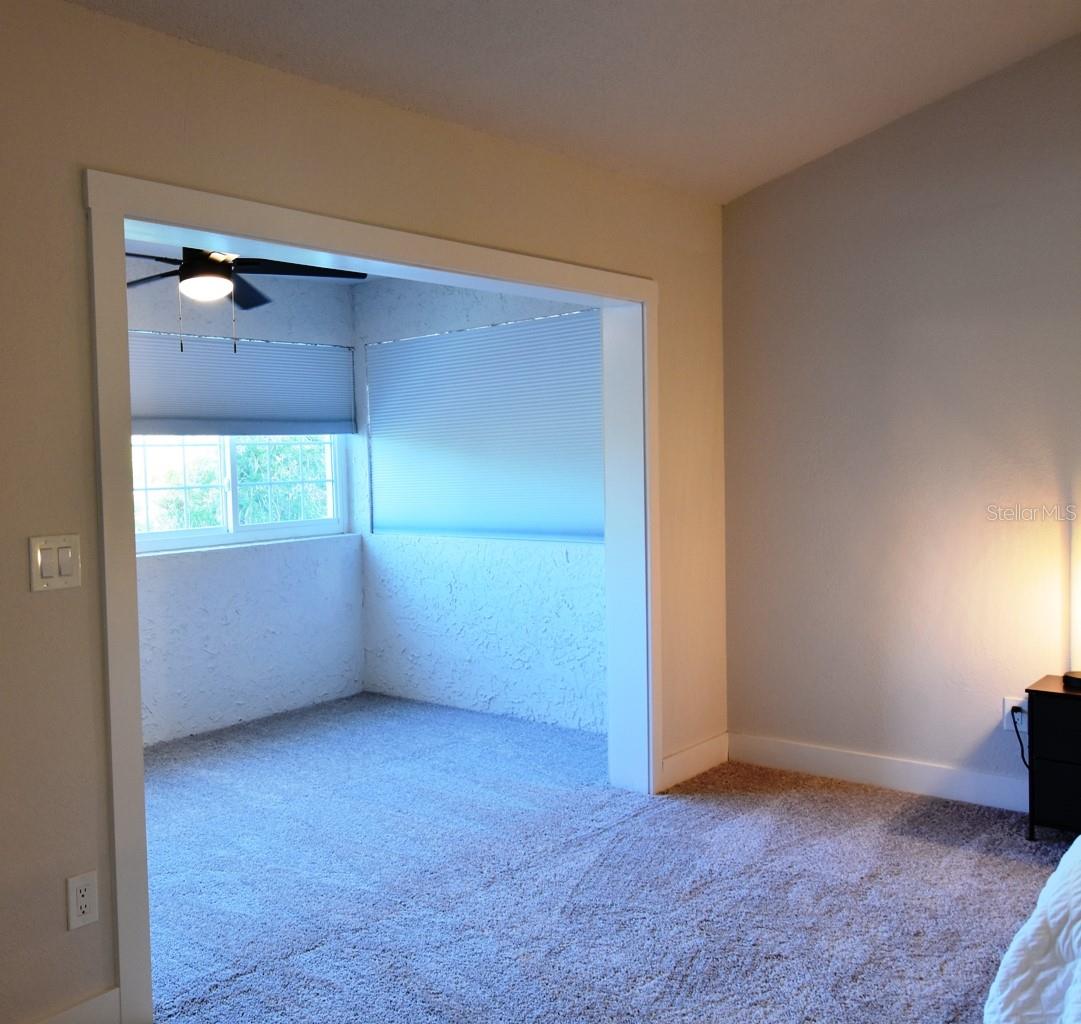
top-left (88, 171), bottom-right (659, 1022)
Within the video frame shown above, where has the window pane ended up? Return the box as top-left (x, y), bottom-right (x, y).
top-left (133, 493), bottom-right (148, 533)
top-left (185, 487), bottom-right (225, 529)
top-left (145, 446), bottom-right (184, 487)
top-left (268, 443), bottom-right (300, 482)
top-left (234, 435), bottom-right (336, 528)
top-left (184, 446), bottom-right (222, 487)
top-left (147, 490), bottom-right (186, 531)
top-left (270, 483), bottom-right (303, 523)
top-left (131, 444), bottom-right (146, 490)
top-left (238, 485), bottom-right (271, 526)
top-left (234, 442), bottom-right (269, 484)
top-left (133, 435), bottom-right (228, 541)
top-left (298, 444), bottom-right (329, 480)
top-left (302, 482), bottom-right (330, 519)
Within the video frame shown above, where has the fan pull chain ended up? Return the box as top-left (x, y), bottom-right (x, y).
top-left (231, 288), bottom-right (238, 354)
top-left (176, 288), bottom-right (184, 353)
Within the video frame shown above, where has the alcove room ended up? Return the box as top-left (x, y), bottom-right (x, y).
top-left (123, 242), bottom-right (609, 1016)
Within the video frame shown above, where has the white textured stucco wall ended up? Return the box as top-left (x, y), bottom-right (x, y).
top-left (131, 270), bottom-right (365, 744)
top-left (355, 282), bottom-right (607, 730)
top-left (137, 534), bottom-right (363, 745)
top-left (363, 534), bottom-right (606, 731)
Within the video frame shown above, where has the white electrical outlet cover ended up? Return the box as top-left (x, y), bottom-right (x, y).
top-left (67, 870), bottom-right (99, 930)
top-left (1002, 697), bottom-right (1028, 733)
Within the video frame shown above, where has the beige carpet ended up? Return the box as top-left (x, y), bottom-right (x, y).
top-left (145, 694), bottom-right (1068, 1023)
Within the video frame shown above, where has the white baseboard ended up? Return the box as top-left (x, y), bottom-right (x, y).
top-left (728, 733), bottom-right (1028, 812)
top-left (659, 732), bottom-right (729, 790)
top-left (37, 988), bottom-right (120, 1024)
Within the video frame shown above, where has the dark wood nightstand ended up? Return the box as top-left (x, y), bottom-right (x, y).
top-left (1024, 675), bottom-right (1081, 840)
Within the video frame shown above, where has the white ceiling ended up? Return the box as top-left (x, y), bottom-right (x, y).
top-left (75, 0), bottom-right (1081, 200)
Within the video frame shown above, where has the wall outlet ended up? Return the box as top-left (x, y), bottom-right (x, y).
top-left (1002, 696), bottom-right (1028, 734)
top-left (67, 870), bottom-right (98, 930)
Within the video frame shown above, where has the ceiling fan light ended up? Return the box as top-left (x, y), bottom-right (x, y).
top-left (178, 260), bottom-right (233, 302)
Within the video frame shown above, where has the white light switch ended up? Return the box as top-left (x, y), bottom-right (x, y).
top-left (30, 535), bottom-right (81, 591)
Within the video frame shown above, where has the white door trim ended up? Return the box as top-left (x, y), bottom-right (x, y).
top-left (37, 989), bottom-right (120, 1024)
top-left (84, 169), bottom-right (661, 1023)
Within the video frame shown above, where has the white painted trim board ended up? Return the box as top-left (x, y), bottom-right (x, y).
top-left (37, 989), bottom-right (120, 1024)
top-left (659, 733), bottom-right (729, 790)
top-left (729, 733), bottom-right (1028, 812)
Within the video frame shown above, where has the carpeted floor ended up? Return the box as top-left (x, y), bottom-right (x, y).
top-left (144, 694), bottom-right (1068, 1024)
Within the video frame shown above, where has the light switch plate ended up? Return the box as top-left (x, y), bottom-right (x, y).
top-left (29, 535), bottom-right (81, 591)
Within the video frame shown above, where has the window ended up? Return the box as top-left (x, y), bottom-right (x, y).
top-left (365, 310), bottom-right (603, 541)
top-left (132, 434), bottom-right (345, 552)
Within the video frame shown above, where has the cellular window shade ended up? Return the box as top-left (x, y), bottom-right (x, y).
top-left (129, 333), bottom-right (356, 435)
top-left (366, 309), bottom-right (603, 540)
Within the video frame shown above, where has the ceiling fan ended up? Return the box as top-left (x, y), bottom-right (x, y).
top-left (125, 247), bottom-right (368, 310)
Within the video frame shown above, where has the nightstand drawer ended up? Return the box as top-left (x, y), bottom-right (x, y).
top-left (1031, 694), bottom-right (1081, 763)
top-left (1031, 758), bottom-right (1081, 831)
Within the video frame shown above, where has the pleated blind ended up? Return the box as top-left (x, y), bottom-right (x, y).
top-left (129, 332), bottom-right (356, 435)
top-left (366, 309), bottom-right (603, 540)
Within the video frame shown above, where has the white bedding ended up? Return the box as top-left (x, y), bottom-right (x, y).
top-left (986, 837), bottom-right (1081, 1023)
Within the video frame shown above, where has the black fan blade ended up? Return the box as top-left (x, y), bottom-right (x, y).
top-left (126, 252), bottom-right (183, 266)
top-left (232, 258), bottom-right (366, 281)
top-left (233, 274), bottom-right (272, 310)
top-left (127, 270), bottom-right (180, 288)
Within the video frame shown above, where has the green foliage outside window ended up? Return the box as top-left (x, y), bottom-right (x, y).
top-left (132, 434), bottom-right (337, 544)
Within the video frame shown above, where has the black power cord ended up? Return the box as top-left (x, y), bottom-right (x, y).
top-left (1010, 706), bottom-right (1030, 769)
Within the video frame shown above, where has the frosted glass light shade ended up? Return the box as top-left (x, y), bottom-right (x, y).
top-left (178, 272), bottom-right (233, 302)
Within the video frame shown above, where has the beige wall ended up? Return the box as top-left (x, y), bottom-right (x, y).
top-left (0, 2), bottom-right (724, 1019)
top-left (724, 38), bottom-right (1081, 781)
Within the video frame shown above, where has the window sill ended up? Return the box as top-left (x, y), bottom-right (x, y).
top-left (135, 532), bottom-right (359, 559)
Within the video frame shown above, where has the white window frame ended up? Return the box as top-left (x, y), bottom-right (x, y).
top-left (134, 434), bottom-right (348, 554)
